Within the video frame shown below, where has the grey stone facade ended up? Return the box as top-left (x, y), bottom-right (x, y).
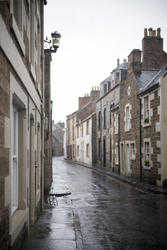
top-left (0, 1), bottom-right (47, 248)
top-left (96, 28), bottom-right (167, 187)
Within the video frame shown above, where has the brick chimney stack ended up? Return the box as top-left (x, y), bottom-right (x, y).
top-left (142, 27), bottom-right (167, 69)
top-left (128, 49), bottom-right (141, 73)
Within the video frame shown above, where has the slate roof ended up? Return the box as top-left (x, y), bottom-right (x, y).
top-left (112, 61), bottom-right (128, 72)
top-left (138, 63), bottom-right (167, 94)
top-left (137, 70), bottom-right (159, 91)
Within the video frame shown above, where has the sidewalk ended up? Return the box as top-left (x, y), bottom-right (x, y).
top-left (68, 160), bottom-right (167, 195)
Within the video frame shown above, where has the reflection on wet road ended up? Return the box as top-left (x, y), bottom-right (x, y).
top-left (24, 157), bottom-right (167, 250)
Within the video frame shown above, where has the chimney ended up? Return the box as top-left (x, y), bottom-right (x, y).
top-left (90, 87), bottom-right (100, 101)
top-left (128, 49), bottom-right (141, 73)
top-left (78, 95), bottom-right (90, 109)
top-left (142, 27), bottom-right (166, 69)
top-left (117, 58), bottom-right (120, 67)
top-left (148, 27), bottom-right (153, 36)
top-left (157, 27), bottom-right (161, 38)
top-left (144, 28), bottom-right (148, 37)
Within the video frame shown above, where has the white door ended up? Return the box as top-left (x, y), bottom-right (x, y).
top-left (11, 105), bottom-right (19, 214)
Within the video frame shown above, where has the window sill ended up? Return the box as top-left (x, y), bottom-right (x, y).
top-left (143, 120), bottom-right (151, 127)
top-left (143, 165), bottom-right (151, 170)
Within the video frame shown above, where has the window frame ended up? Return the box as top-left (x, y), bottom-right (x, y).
top-left (11, 104), bottom-right (19, 214)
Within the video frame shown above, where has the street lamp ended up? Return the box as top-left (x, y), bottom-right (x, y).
top-left (44, 31), bottom-right (61, 53)
top-left (51, 31), bottom-right (61, 53)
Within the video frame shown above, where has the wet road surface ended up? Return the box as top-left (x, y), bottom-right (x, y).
top-left (23, 157), bottom-right (167, 250)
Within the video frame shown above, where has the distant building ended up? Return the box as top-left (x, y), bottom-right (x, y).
top-left (96, 60), bottom-right (128, 171)
top-left (66, 88), bottom-right (100, 166)
top-left (66, 111), bottom-right (77, 161)
top-left (52, 122), bottom-right (65, 156)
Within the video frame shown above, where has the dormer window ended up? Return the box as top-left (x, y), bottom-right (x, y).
top-left (108, 81), bottom-right (111, 91)
top-left (104, 84), bottom-right (107, 94)
top-left (115, 71), bottom-right (120, 83)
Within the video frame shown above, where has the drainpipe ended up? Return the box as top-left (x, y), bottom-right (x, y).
top-left (118, 112), bottom-right (120, 175)
top-left (139, 96), bottom-right (142, 182)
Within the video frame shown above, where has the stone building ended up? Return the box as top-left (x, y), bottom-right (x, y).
top-left (120, 28), bottom-right (167, 184)
top-left (66, 88), bottom-right (100, 165)
top-left (44, 50), bottom-right (53, 194)
top-left (139, 65), bottom-right (167, 186)
top-left (76, 89), bottom-right (100, 166)
top-left (66, 111), bottom-right (77, 160)
top-left (0, 1), bottom-right (47, 249)
top-left (95, 28), bottom-right (167, 188)
top-left (52, 122), bottom-right (65, 156)
top-left (96, 60), bottom-right (128, 171)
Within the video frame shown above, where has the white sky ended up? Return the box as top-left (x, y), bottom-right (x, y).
top-left (44, 0), bottom-right (167, 124)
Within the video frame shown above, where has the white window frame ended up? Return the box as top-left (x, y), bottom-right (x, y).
top-left (114, 113), bottom-right (118, 134)
top-left (143, 95), bottom-right (150, 126)
top-left (125, 105), bottom-right (130, 131)
top-left (130, 142), bottom-right (136, 160)
top-left (11, 105), bottom-right (19, 214)
top-left (144, 139), bottom-right (151, 169)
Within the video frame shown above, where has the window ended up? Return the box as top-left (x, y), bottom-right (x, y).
top-left (131, 143), bottom-right (135, 160)
top-left (104, 84), bottom-right (107, 94)
top-left (110, 103), bottom-right (114, 128)
top-left (77, 145), bottom-right (79, 157)
top-left (30, 0), bottom-right (35, 66)
top-left (144, 141), bottom-right (150, 167)
top-left (86, 120), bottom-right (89, 135)
top-left (13, 0), bottom-right (22, 31)
top-left (11, 105), bottom-right (19, 214)
top-left (115, 143), bottom-right (119, 165)
top-left (110, 136), bottom-right (112, 162)
top-left (98, 111), bottom-right (101, 130)
top-left (11, 96), bottom-right (26, 215)
top-left (114, 113), bottom-right (118, 134)
top-left (104, 108), bottom-right (106, 129)
top-left (77, 126), bottom-right (79, 138)
top-left (86, 144), bottom-right (89, 157)
top-left (108, 81), bottom-right (111, 91)
top-left (115, 71), bottom-right (120, 83)
top-left (98, 138), bottom-right (101, 161)
top-left (144, 96), bottom-right (149, 124)
top-left (72, 125), bottom-right (75, 140)
top-left (73, 144), bottom-right (75, 158)
top-left (125, 105), bottom-right (130, 131)
top-left (80, 124), bottom-right (83, 137)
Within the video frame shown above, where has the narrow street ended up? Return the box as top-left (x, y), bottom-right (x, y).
top-left (23, 157), bottom-right (167, 250)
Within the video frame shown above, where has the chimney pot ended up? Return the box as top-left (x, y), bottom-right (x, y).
top-left (157, 27), bottom-right (161, 37)
top-left (153, 30), bottom-right (156, 37)
top-left (144, 28), bottom-right (147, 37)
top-left (148, 28), bottom-right (153, 36)
top-left (117, 58), bottom-right (120, 67)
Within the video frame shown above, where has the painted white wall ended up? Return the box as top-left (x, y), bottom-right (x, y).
top-left (76, 117), bottom-right (92, 166)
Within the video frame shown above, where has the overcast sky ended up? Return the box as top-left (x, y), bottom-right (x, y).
top-left (44, 0), bottom-right (167, 124)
